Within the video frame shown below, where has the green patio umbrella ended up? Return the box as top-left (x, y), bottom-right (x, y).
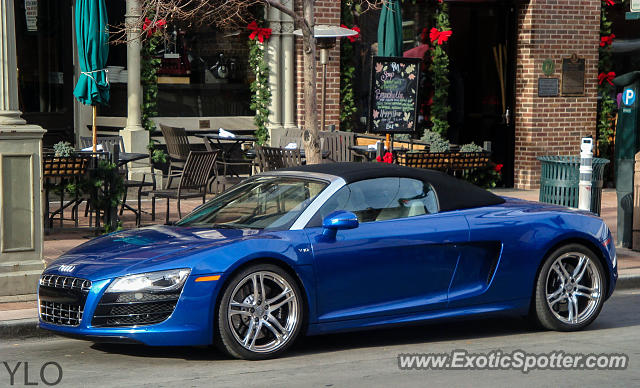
top-left (377, 0), bottom-right (403, 57)
top-left (73, 0), bottom-right (110, 152)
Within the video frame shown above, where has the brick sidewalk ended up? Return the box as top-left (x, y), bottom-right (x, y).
top-left (2, 187), bottom-right (639, 326)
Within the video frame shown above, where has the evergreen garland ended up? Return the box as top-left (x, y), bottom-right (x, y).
top-left (596, 1), bottom-right (617, 159)
top-left (141, 19), bottom-right (168, 163)
top-left (427, 1), bottom-right (451, 137)
top-left (248, 22), bottom-right (272, 145)
top-left (141, 27), bottom-right (162, 133)
top-left (340, 0), bottom-right (357, 132)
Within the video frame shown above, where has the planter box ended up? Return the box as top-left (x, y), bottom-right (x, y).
top-left (396, 151), bottom-right (491, 171)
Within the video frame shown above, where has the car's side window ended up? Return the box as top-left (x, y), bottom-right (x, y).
top-left (306, 177), bottom-right (439, 227)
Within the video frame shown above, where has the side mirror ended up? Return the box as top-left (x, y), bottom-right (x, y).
top-left (322, 211), bottom-right (358, 239)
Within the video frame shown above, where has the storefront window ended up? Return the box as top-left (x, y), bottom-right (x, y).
top-left (101, 1), bottom-right (252, 118)
top-left (15, 0), bottom-right (75, 144)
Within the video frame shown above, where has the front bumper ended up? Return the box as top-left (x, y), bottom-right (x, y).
top-left (38, 275), bottom-right (222, 346)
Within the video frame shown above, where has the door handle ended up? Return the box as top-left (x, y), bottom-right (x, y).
top-left (503, 108), bottom-right (511, 126)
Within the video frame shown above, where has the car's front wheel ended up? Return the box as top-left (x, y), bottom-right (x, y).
top-left (533, 244), bottom-right (606, 331)
top-left (216, 264), bottom-right (303, 360)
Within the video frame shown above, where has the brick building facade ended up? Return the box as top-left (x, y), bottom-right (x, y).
top-left (514, 0), bottom-right (601, 189)
top-left (285, 0), bottom-right (602, 189)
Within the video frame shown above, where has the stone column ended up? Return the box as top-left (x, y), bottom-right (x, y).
top-left (122, 0), bottom-right (148, 149)
top-left (282, 0), bottom-right (296, 129)
top-left (0, 0), bottom-right (46, 296)
top-left (267, 4), bottom-right (283, 141)
top-left (121, 0), bottom-right (149, 176)
top-left (0, 0), bottom-right (24, 126)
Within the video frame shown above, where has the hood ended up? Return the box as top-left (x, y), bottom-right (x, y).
top-left (46, 225), bottom-right (262, 280)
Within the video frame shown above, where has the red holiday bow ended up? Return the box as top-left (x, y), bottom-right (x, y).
top-left (604, 0), bottom-right (615, 5)
top-left (376, 152), bottom-right (394, 164)
top-left (142, 18), bottom-right (166, 37)
top-left (598, 72), bottom-right (616, 85)
top-left (429, 28), bottom-right (452, 45)
top-left (600, 33), bottom-right (615, 47)
top-left (247, 21), bottom-right (272, 43)
top-left (340, 25), bottom-right (361, 42)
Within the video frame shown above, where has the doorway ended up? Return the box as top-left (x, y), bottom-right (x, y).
top-left (448, 1), bottom-right (517, 187)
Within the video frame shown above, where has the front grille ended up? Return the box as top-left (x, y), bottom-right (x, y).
top-left (39, 301), bottom-right (84, 326)
top-left (40, 274), bottom-right (91, 292)
top-left (92, 291), bottom-right (180, 327)
top-left (39, 275), bottom-right (92, 327)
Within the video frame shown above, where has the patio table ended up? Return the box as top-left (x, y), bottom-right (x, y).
top-left (349, 145), bottom-right (407, 162)
top-left (196, 133), bottom-right (256, 178)
top-left (117, 152), bottom-right (149, 167)
top-left (43, 151), bottom-right (149, 233)
top-left (196, 133), bottom-right (257, 152)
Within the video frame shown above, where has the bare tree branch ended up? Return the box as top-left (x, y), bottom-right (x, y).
top-left (110, 0), bottom-right (381, 163)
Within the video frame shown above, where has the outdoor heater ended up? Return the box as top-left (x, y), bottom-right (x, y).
top-left (294, 25), bottom-right (357, 131)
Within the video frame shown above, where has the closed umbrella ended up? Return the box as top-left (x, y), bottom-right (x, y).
top-left (73, 0), bottom-right (110, 152)
top-left (377, 0), bottom-right (403, 57)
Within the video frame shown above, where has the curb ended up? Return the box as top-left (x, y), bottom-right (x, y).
top-left (1, 275), bottom-right (639, 340)
top-left (0, 318), bottom-right (53, 340)
top-left (617, 273), bottom-right (640, 290)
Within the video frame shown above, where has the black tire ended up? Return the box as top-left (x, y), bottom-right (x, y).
top-left (533, 244), bottom-right (606, 331)
top-left (215, 263), bottom-right (304, 360)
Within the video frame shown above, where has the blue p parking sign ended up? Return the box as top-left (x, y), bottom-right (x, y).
top-left (623, 88), bottom-right (636, 106)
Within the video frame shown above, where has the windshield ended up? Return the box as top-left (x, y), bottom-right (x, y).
top-left (176, 176), bottom-right (328, 230)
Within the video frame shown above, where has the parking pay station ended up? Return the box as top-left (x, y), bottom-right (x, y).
top-left (613, 71), bottom-right (640, 247)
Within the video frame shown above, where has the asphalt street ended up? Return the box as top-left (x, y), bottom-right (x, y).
top-left (2, 290), bottom-right (640, 388)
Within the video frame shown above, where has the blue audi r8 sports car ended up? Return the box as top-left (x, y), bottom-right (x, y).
top-left (39, 163), bottom-right (617, 359)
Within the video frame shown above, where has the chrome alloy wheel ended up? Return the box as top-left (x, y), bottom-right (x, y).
top-left (545, 252), bottom-right (603, 325)
top-left (227, 271), bottom-right (299, 353)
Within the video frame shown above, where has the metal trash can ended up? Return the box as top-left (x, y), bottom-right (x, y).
top-left (538, 156), bottom-right (610, 215)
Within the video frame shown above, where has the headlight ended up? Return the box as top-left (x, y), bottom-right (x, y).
top-left (106, 269), bottom-right (191, 293)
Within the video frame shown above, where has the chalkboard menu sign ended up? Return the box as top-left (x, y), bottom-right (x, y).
top-left (369, 56), bottom-right (421, 134)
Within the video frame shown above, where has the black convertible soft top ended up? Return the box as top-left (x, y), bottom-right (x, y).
top-left (280, 162), bottom-right (505, 211)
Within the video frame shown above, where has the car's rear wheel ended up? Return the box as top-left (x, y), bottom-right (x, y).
top-left (216, 264), bottom-right (303, 360)
top-left (533, 244), bottom-right (605, 331)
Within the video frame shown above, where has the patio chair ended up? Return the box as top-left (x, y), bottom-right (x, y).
top-left (277, 128), bottom-right (304, 148)
top-left (43, 153), bottom-right (92, 232)
top-left (201, 131), bottom-right (254, 194)
top-left (80, 135), bottom-right (125, 152)
top-left (212, 159), bottom-right (253, 195)
top-left (255, 146), bottom-right (302, 172)
top-left (80, 136), bottom-right (157, 226)
top-left (159, 124), bottom-right (191, 188)
top-left (150, 151), bottom-right (219, 224)
top-left (321, 131), bottom-right (356, 162)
